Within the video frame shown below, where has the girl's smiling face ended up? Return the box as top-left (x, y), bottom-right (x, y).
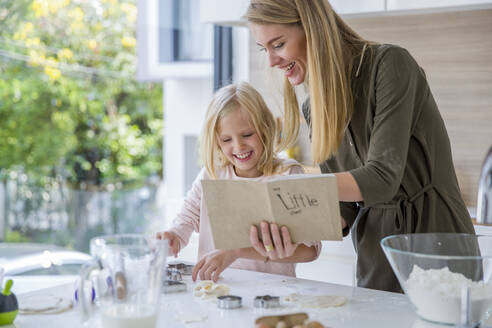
top-left (250, 23), bottom-right (308, 86)
top-left (217, 106), bottom-right (263, 178)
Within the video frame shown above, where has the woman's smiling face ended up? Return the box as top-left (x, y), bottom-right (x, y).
top-left (250, 23), bottom-right (308, 86)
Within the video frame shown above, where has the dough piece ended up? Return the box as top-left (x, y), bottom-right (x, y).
top-left (19, 293), bottom-right (73, 314)
top-left (193, 280), bottom-right (230, 299)
top-left (284, 293), bottom-right (347, 308)
top-left (193, 280), bottom-right (214, 296)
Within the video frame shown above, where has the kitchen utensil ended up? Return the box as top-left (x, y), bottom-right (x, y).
top-left (254, 295), bottom-right (280, 308)
top-left (381, 233), bottom-right (492, 325)
top-left (0, 279), bottom-right (18, 326)
top-left (79, 234), bottom-right (168, 328)
top-left (217, 295), bottom-right (242, 309)
top-left (167, 262), bottom-right (194, 276)
top-left (166, 268), bottom-right (183, 281)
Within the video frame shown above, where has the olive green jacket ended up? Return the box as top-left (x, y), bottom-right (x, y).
top-left (302, 44), bottom-right (474, 293)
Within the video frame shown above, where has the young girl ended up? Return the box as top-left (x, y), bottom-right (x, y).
top-left (157, 82), bottom-right (320, 282)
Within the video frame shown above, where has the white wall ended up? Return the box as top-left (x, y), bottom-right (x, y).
top-left (199, 0), bottom-right (249, 25)
top-left (163, 78), bottom-right (213, 199)
top-left (232, 26), bottom-right (250, 83)
top-left (163, 78), bottom-right (213, 230)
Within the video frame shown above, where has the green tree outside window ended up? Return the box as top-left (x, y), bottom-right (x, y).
top-left (0, 0), bottom-right (164, 248)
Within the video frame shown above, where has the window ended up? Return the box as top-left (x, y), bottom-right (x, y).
top-left (137, 0), bottom-right (213, 80)
top-left (159, 0), bottom-right (212, 62)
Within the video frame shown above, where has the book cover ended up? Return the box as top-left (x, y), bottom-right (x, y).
top-left (202, 174), bottom-right (342, 250)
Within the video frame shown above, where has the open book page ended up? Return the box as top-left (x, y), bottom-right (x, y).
top-left (202, 180), bottom-right (272, 250)
top-left (267, 174), bottom-right (342, 244)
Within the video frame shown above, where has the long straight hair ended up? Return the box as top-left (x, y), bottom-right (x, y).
top-left (245, 0), bottom-right (369, 164)
top-left (201, 82), bottom-right (283, 178)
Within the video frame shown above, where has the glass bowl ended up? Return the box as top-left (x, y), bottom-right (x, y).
top-left (381, 233), bottom-right (492, 325)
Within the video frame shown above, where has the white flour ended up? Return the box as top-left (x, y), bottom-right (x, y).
top-left (405, 265), bottom-right (492, 324)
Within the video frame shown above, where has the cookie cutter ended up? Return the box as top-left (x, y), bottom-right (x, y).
top-left (254, 295), bottom-right (280, 308)
top-left (217, 295), bottom-right (242, 309)
top-left (167, 263), bottom-right (194, 275)
top-left (166, 268), bottom-right (183, 281)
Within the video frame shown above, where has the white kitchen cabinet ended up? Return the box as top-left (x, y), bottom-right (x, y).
top-left (330, 0), bottom-right (385, 15)
top-left (200, 0), bottom-right (386, 23)
top-left (176, 234), bottom-right (358, 286)
top-left (200, 0), bottom-right (492, 27)
top-left (199, 0), bottom-right (250, 25)
top-left (474, 224), bottom-right (492, 236)
top-left (387, 0), bottom-right (492, 12)
top-left (199, 0), bottom-right (492, 26)
top-left (296, 237), bottom-right (357, 286)
top-left (296, 253), bottom-right (356, 286)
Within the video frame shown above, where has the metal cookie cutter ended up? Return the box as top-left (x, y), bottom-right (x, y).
top-left (167, 263), bottom-right (194, 276)
top-left (166, 268), bottom-right (183, 281)
top-left (254, 295), bottom-right (280, 309)
top-left (217, 295), bottom-right (242, 309)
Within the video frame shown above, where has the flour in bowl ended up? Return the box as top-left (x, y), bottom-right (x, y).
top-left (405, 265), bottom-right (492, 324)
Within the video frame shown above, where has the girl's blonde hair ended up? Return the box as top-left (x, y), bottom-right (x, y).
top-left (244, 0), bottom-right (369, 164)
top-left (201, 82), bottom-right (283, 178)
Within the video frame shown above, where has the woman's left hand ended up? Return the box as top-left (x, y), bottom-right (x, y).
top-left (250, 221), bottom-right (299, 261)
top-left (192, 249), bottom-right (239, 282)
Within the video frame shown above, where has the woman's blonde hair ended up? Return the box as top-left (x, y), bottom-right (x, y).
top-left (201, 82), bottom-right (283, 178)
top-left (244, 0), bottom-right (369, 164)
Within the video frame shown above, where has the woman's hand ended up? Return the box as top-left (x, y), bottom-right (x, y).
top-left (155, 231), bottom-right (181, 257)
top-left (192, 249), bottom-right (239, 282)
top-left (250, 221), bottom-right (299, 261)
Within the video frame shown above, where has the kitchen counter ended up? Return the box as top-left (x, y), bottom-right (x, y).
top-left (9, 268), bottom-right (457, 328)
top-left (177, 223), bottom-right (492, 288)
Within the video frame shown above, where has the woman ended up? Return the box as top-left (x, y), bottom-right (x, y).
top-left (245, 0), bottom-right (474, 292)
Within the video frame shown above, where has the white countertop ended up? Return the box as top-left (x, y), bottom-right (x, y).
top-left (7, 268), bottom-right (461, 328)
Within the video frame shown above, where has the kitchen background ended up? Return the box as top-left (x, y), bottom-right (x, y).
top-left (181, 0), bottom-right (492, 285)
top-left (1, 0), bottom-right (491, 286)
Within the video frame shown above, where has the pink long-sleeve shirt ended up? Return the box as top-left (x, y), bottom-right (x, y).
top-left (169, 158), bottom-right (322, 277)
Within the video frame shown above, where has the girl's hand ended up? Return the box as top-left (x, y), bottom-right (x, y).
top-left (250, 221), bottom-right (299, 261)
top-left (155, 231), bottom-right (181, 257)
top-left (192, 249), bottom-right (239, 282)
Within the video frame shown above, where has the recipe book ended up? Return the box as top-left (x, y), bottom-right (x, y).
top-left (202, 174), bottom-right (342, 250)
